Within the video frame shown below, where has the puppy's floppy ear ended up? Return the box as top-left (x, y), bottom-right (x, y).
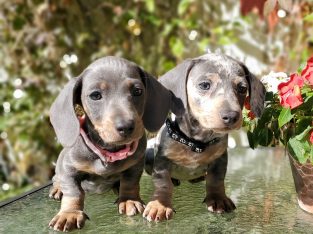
top-left (49, 74), bottom-right (83, 147)
top-left (139, 69), bottom-right (184, 132)
top-left (241, 64), bottom-right (266, 117)
top-left (159, 59), bottom-right (195, 111)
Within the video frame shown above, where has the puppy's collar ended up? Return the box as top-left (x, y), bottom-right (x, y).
top-left (165, 118), bottom-right (220, 153)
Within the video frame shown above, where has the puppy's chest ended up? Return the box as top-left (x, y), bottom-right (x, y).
top-left (73, 159), bottom-right (125, 176)
top-left (171, 162), bottom-right (207, 180)
top-left (164, 138), bottom-right (227, 180)
top-left (73, 151), bottom-right (141, 176)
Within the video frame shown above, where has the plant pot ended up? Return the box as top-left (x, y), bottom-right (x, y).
top-left (288, 152), bottom-right (313, 214)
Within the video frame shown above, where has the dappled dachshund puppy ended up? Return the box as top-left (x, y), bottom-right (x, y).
top-left (143, 53), bottom-right (266, 222)
top-left (48, 56), bottom-right (183, 231)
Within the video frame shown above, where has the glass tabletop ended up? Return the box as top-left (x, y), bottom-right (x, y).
top-left (1, 147), bottom-right (312, 233)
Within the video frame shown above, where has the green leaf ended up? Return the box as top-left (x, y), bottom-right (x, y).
top-left (178, 0), bottom-right (193, 15)
top-left (162, 60), bottom-right (175, 72)
top-left (257, 108), bottom-right (274, 127)
top-left (298, 95), bottom-right (313, 110)
top-left (265, 91), bottom-right (274, 102)
top-left (13, 16), bottom-right (26, 30)
top-left (258, 128), bottom-right (273, 146)
top-left (296, 117), bottom-right (312, 135)
top-left (161, 24), bottom-right (174, 36)
top-left (198, 38), bottom-right (210, 52)
top-left (144, 0), bottom-right (155, 13)
top-left (278, 107), bottom-right (293, 128)
top-left (212, 26), bottom-right (224, 34)
top-left (247, 131), bottom-right (256, 149)
top-left (304, 13), bottom-right (313, 22)
top-left (295, 125), bottom-right (313, 141)
top-left (0, 117), bottom-right (5, 130)
top-left (288, 137), bottom-right (309, 163)
top-left (169, 37), bottom-right (184, 57)
top-left (218, 36), bottom-right (232, 46)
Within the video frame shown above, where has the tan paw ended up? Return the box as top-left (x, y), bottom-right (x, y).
top-left (143, 200), bottom-right (174, 222)
top-left (49, 186), bottom-right (63, 201)
top-left (48, 210), bottom-right (89, 232)
top-left (118, 200), bottom-right (145, 216)
top-left (204, 195), bottom-right (236, 213)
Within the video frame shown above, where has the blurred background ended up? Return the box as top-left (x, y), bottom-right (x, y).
top-left (0, 0), bottom-right (312, 201)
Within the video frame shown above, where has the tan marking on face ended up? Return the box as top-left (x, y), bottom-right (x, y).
top-left (125, 79), bottom-right (139, 87)
top-left (100, 81), bottom-right (109, 90)
top-left (233, 76), bottom-right (245, 84)
top-left (60, 196), bottom-right (84, 211)
top-left (94, 114), bottom-right (145, 144)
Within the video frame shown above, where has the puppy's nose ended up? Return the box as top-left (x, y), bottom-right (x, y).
top-left (115, 119), bottom-right (135, 137)
top-left (220, 111), bottom-right (240, 125)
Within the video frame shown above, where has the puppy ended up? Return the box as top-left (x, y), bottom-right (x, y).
top-left (143, 53), bottom-right (266, 221)
top-left (48, 56), bottom-right (183, 231)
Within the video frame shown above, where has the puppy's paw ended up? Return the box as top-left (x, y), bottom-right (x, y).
top-left (204, 195), bottom-right (236, 213)
top-left (143, 200), bottom-right (174, 222)
top-left (118, 199), bottom-right (145, 216)
top-left (49, 210), bottom-right (89, 232)
top-left (49, 186), bottom-right (63, 200)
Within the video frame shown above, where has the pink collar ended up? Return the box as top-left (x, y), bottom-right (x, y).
top-left (78, 116), bottom-right (138, 163)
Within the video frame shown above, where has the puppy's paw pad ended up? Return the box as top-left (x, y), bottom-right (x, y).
top-left (143, 200), bottom-right (174, 222)
top-left (204, 195), bottom-right (236, 213)
top-left (118, 200), bottom-right (145, 216)
top-left (48, 210), bottom-right (89, 232)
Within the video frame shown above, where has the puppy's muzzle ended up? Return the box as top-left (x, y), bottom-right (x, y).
top-left (219, 110), bottom-right (240, 126)
top-left (115, 119), bottom-right (135, 137)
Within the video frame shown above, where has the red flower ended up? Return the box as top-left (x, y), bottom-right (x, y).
top-left (245, 96), bottom-right (256, 119)
top-left (278, 74), bottom-right (304, 109)
top-left (301, 56), bottom-right (313, 86)
top-left (248, 111), bottom-right (255, 120)
top-left (310, 130), bottom-right (313, 144)
top-left (244, 96), bottom-right (251, 110)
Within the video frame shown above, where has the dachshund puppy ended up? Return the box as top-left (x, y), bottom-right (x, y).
top-left (48, 56), bottom-right (183, 231)
top-left (143, 53), bottom-right (266, 222)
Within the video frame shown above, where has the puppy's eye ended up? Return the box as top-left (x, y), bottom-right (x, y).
top-left (89, 91), bottom-right (102, 100)
top-left (237, 83), bottom-right (247, 94)
top-left (199, 81), bottom-right (211, 90)
top-left (132, 87), bottom-right (143, 96)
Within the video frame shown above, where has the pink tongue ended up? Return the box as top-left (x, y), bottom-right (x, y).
top-left (104, 144), bottom-right (131, 162)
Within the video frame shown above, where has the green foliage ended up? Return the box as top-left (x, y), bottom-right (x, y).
top-left (278, 108), bottom-right (293, 128)
top-left (304, 13), bottom-right (313, 22)
top-left (245, 56), bottom-right (313, 165)
top-left (288, 127), bottom-right (313, 163)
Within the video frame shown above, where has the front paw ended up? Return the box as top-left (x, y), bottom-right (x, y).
top-left (49, 210), bottom-right (89, 232)
top-left (204, 195), bottom-right (236, 213)
top-left (49, 186), bottom-right (63, 201)
top-left (117, 199), bottom-right (145, 216)
top-left (143, 200), bottom-right (174, 222)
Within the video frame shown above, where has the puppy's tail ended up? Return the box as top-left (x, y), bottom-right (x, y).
top-left (144, 147), bottom-right (155, 175)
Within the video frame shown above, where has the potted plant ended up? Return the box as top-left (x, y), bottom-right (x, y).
top-left (244, 56), bottom-right (313, 214)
